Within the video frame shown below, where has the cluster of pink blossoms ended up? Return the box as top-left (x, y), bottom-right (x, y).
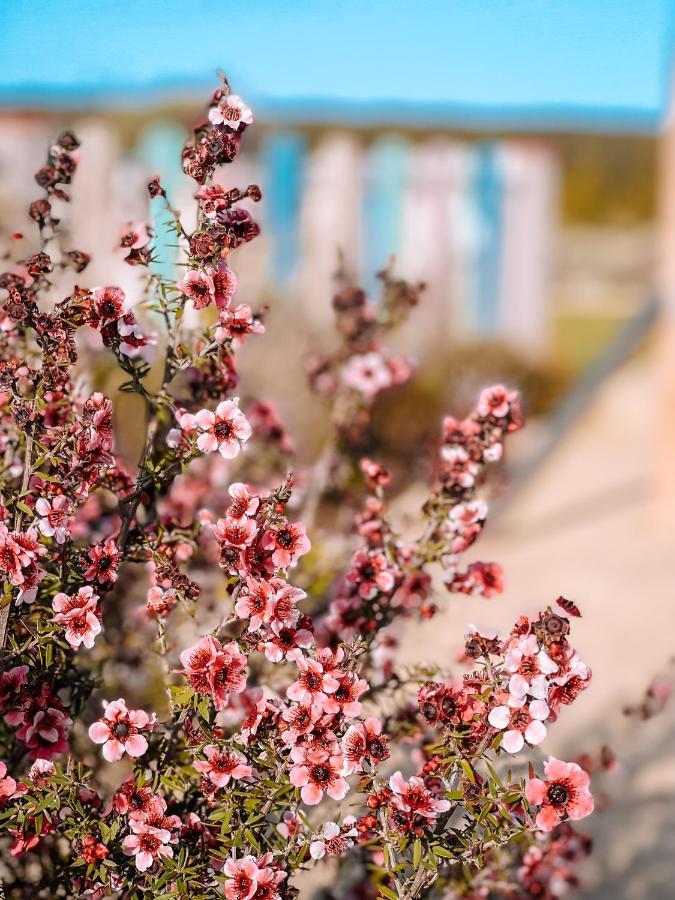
top-left (0, 78), bottom-right (600, 899)
top-left (88, 285), bottom-right (156, 361)
top-left (486, 609), bottom-right (591, 754)
top-left (0, 522), bottom-right (46, 603)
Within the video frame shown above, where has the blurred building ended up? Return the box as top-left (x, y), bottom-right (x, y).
top-left (0, 94), bottom-right (657, 361)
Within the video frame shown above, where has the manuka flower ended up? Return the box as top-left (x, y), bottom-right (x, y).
top-left (525, 757), bottom-right (594, 832)
top-left (84, 538), bottom-right (121, 585)
top-left (35, 495), bottom-right (70, 543)
top-left (194, 745), bottom-right (252, 789)
top-left (88, 698), bottom-right (155, 762)
top-left (191, 399), bottom-right (252, 459)
top-left (208, 94), bottom-right (254, 131)
top-left (51, 586), bottom-right (101, 649)
top-left (179, 635), bottom-right (247, 711)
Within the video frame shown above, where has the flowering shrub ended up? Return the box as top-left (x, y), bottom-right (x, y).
top-left (0, 75), bottom-right (594, 899)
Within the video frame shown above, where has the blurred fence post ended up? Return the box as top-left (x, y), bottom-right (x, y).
top-left (655, 92), bottom-right (675, 532)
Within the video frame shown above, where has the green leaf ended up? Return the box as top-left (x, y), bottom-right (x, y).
top-left (378, 887), bottom-right (399, 900)
top-left (460, 759), bottom-right (476, 783)
top-left (413, 838), bottom-right (422, 868)
top-left (197, 696), bottom-right (212, 723)
top-left (244, 828), bottom-right (260, 852)
top-left (431, 845), bottom-right (455, 859)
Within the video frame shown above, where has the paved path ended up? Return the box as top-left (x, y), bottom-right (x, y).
top-left (397, 350), bottom-right (675, 898)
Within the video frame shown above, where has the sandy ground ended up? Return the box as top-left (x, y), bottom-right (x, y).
top-left (396, 349), bottom-right (675, 899)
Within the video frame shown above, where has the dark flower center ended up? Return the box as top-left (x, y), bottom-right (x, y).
top-left (278, 628), bottom-right (293, 647)
top-left (113, 721), bottom-right (130, 739)
top-left (215, 421), bottom-right (234, 439)
top-left (304, 672), bottom-right (322, 690)
top-left (369, 738), bottom-right (385, 758)
top-left (422, 702), bottom-right (437, 722)
top-left (276, 529), bottom-right (293, 548)
top-left (543, 614), bottom-right (566, 635)
top-left (312, 765), bottom-right (330, 785)
top-left (441, 697), bottom-right (457, 717)
top-left (547, 783), bottom-right (569, 806)
top-left (138, 833), bottom-right (160, 853)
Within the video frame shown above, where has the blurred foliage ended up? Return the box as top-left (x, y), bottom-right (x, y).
top-left (368, 341), bottom-right (568, 483)
top-left (558, 134), bottom-right (656, 225)
top-left (553, 311), bottom-right (626, 372)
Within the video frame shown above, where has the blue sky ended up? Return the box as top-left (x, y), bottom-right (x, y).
top-left (2, 1), bottom-right (674, 129)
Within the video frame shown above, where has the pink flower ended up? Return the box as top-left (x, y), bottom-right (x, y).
top-left (84, 538), bottom-right (120, 584)
top-left (213, 517), bottom-right (258, 573)
top-left (16, 704), bottom-right (72, 760)
top-left (237, 688), bottom-right (269, 738)
top-left (223, 856), bottom-right (262, 900)
top-left (194, 745), bottom-right (252, 788)
top-left (504, 634), bottom-right (558, 701)
top-left (145, 585), bottom-right (178, 619)
top-left (35, 495), bottom-right (70, 543)
top-left (309, 818), bottom-right (358, 859)
top-left (52, 586), bottom-right (101, 649)
top-left (321, 671), bottom-right (368, 719)
top-left (276, 810), bottom-right (303, 840)
top-left (525, 757), bottom-right (594, 832)
top-left (213, 516), bottom-right (258, 549)
top-left (345, 548), bottom-right (398, 599)
top-left (236, 577), bottom-right (275, 630)
top-left (215, 305), bottom-right (265, 343)
top-left (118, 221), bottom-right (151, 251)
top-left (342, 717), bottom-right (389, 774)
top-left (208, 94), bottom-right (254, 130)
top-left (342, 351), bottom-right (392, 400)
top-left (196, 184), bottom-right (230, 218)
top-left (117, 312), bottom-right (156, 360)
top-left (27, 758), bottom-right (56, 788)
top-left (122, 820), bottom-right (174, 872)
top-left (89, 286), bottom-right (126, 327)
top-left (269, 582), bottom-right (306, 625)
top-left (488, 698), bottom-right (549, 753)
top-left (179, 635), bottom-right (247, 711)
top-left (388, 771), bottom-right (451, 834)
top-left (0, 760), bottom-right (18, 801)
top-left (78, 392), bottom-right (114, 454)
top-left (263, 521), bottom-right (311, 569)
top-left (176, 268), bottom-right (216, 309)
top-left (88, 698), bottom-right (154, 762)
top-left (226, 482), bottom-right (259, 521)
top-left (287, 654), bottom-right (339, 706)
top-left (113, 778), bottom-right (165, 817)
top-left (0, 524), bottom-right (46, 597)
top-left (289, 751), bottom-right (348, 805)
top-left (477, 384), bottom-right (520, 422)
top-left (261, 620), bottom-right (313, 663)
top-left (0, 665), bottom-right (28, 709)
top-left (212, 263), bottom-right (239, 311)
top-left (194, 399), bottom-right (252, 458)
top-left (439, 445), bottom-right (479, 489)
